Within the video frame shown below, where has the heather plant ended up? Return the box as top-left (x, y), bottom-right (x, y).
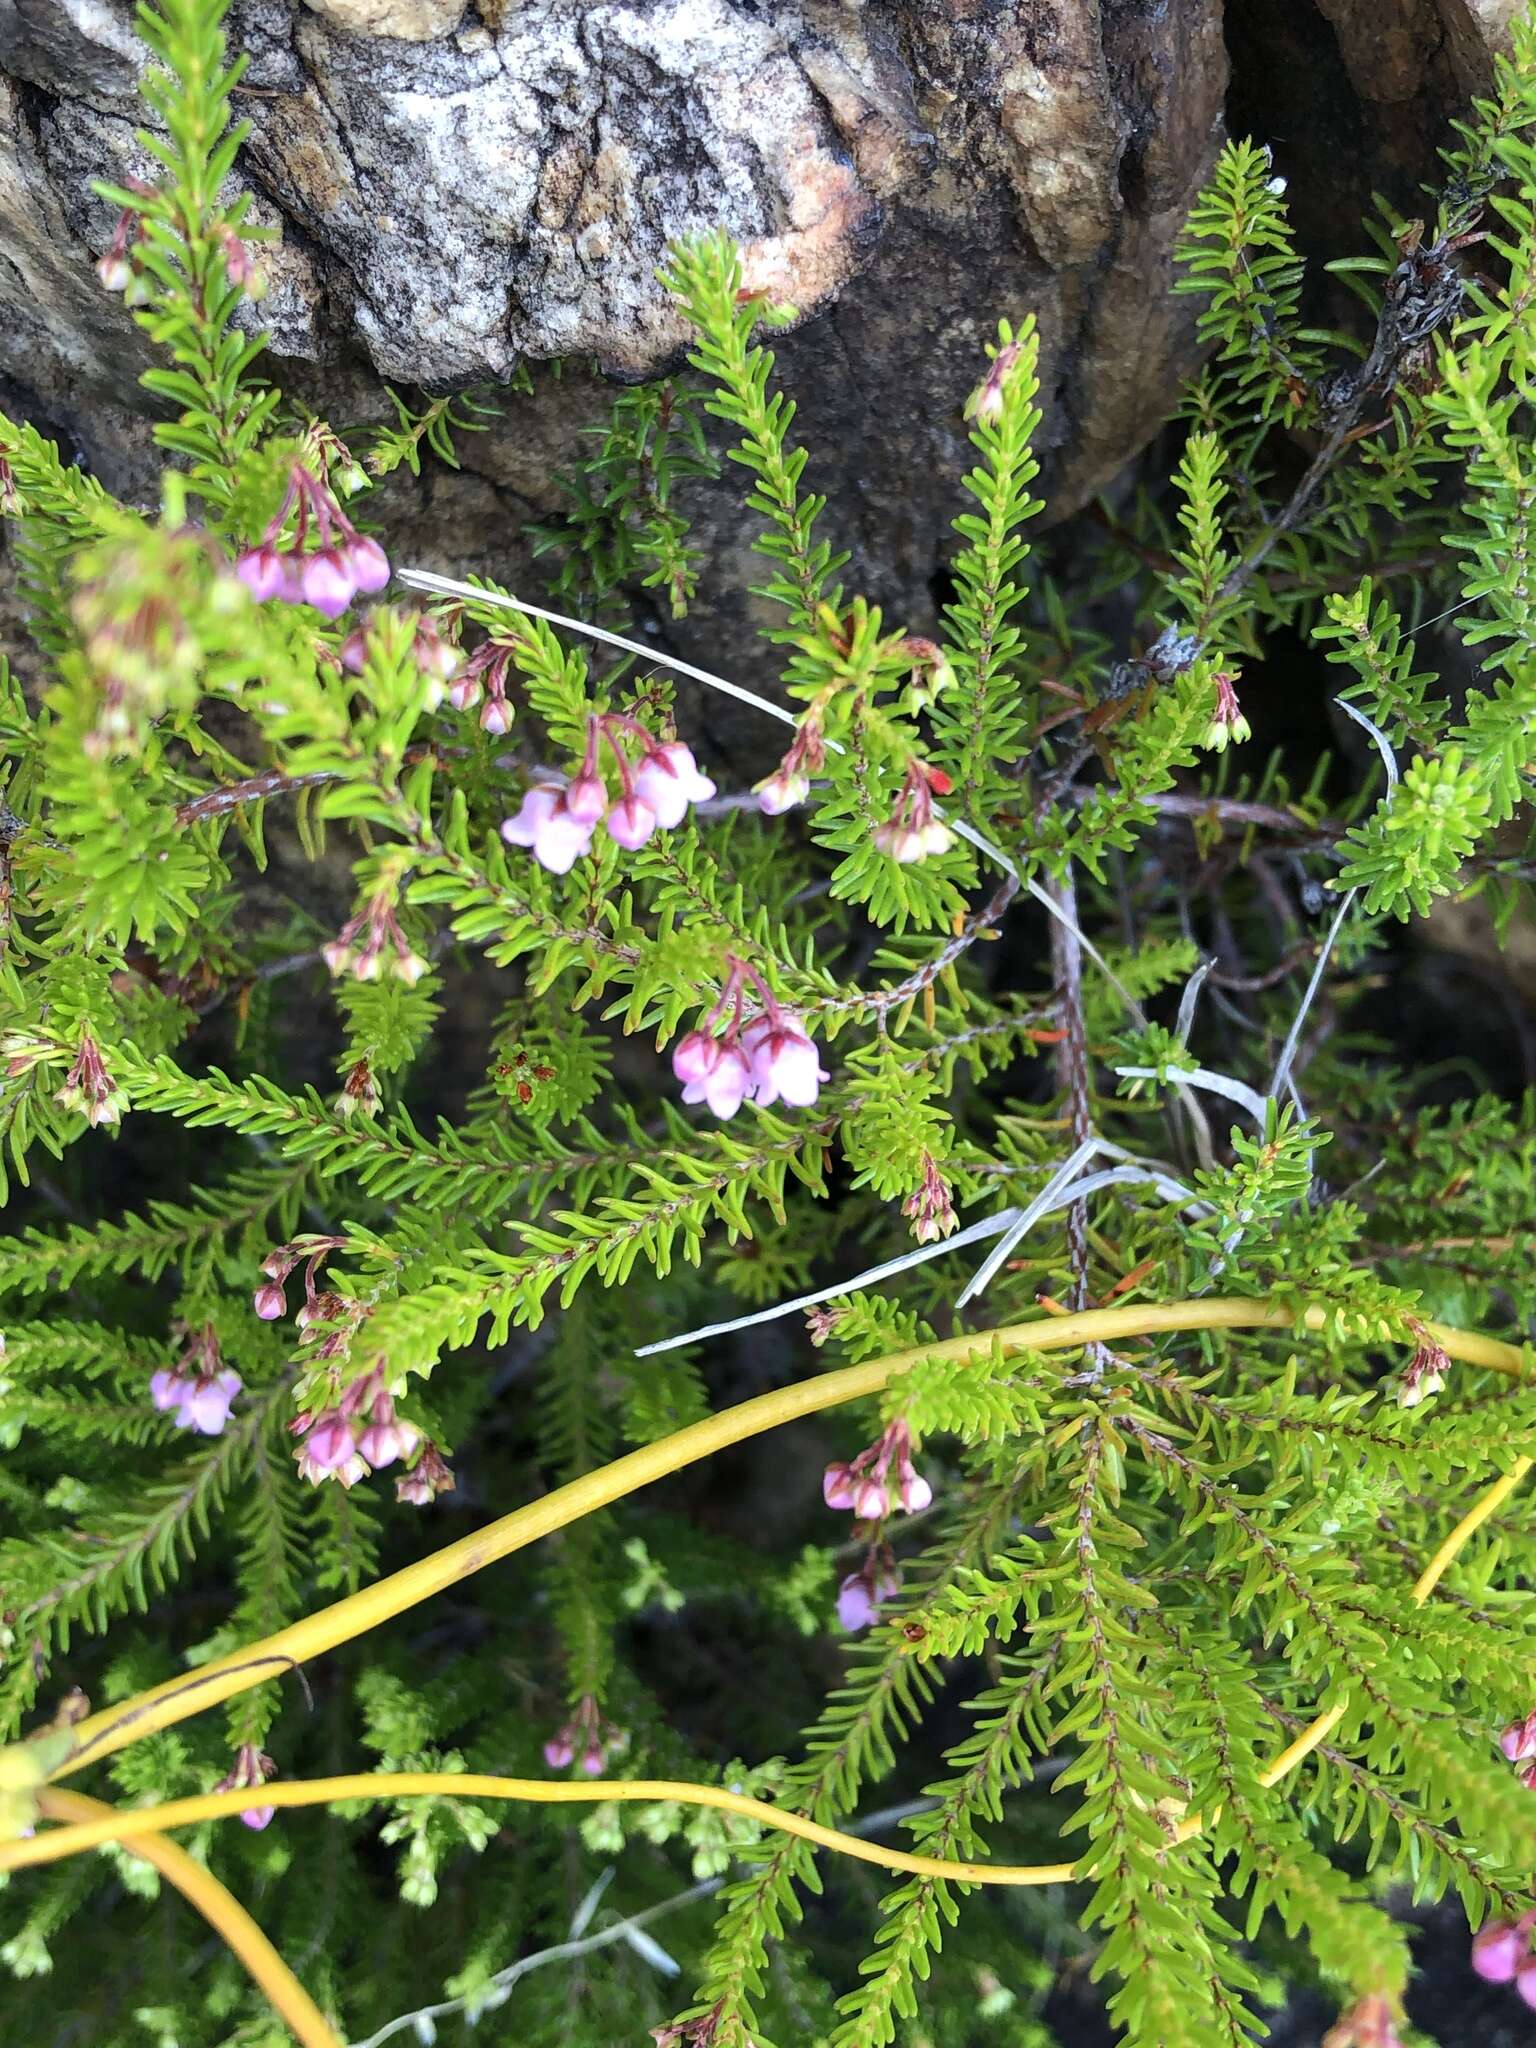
top-left (2, 4), bottom-right (1536, 2047)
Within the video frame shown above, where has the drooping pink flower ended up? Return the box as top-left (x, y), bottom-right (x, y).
top-left (215, 1744), bottom-right (279, 1832)
top-left (824, 1420), bottom-right (934, 1523)
top-left (853, 1476), bottom-right (890, 1521)
top-left (177, 1371), bottom-right (243, 1436)
top-left (1500, 1712), bottom-right (1536, 1762)
top-left (605, 794), bottom-right (659, 851)
top-left (1203, 671), bottom-right (1253, 753)
top-left (872, 760), bottom-right (954, 865)
top-left (871, 820), bottom-right (929, 863)
top-left (837, 1562), bottom-right (900, 1633)
top-left (236, 543), bottom-right (300, 603)
top-left (822, 1462), bottom-right (858, 1511)
top-left (965, 339), bottom-right (1022, 423)
top-left (502, 787), bottom-right (595, 874)
top-left (1472, 1918), bottom-right (1530, 1982)
top-left (564, 766), bottom-right (609, 824)
top-left (1518, 1956), bottom-right (1536, 2010)
top-left (754, 718), bottom-right (824, 816)
top-left (150, 1369), bottom-right (186, 1413)
top-left (394, 1442), bottom-right (455, 1507)
top-left (633, 742), bottom-right (716, 829)
top-left (252, 1281), bottom-right (287, 1320)
top-left (344, 535), bottom-right (391, 594)
top-left (754, 766), bottom-right (810, 816)
top-left (303, 1410), bottom-right (358, 1472)
top-left (542, 1696), bottom-right (623, 1775)
top-left (903, 1153), bottom-right (958, 1244)
top-left (671, 1031), bottom-right (722, 1088)
top-left (1398, 1332), bottom-right (1451, 1408)
top-left (234, 463), bottom-right (389, 619)
top-left (54, 1032), bottom-right (127, 1128)
top-left (357, 1388), bottom-right (420, 1470)
top-left (300, 549), bottom-right (356, 620)
top-left (680, 1040), bottom-right (754, 1120)
top-left (742, 1015), bottom-right (827, 1110)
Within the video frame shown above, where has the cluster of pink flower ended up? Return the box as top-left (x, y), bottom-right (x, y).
top-left (824, 1422), bottom-right (932, 1632)
top-left (1396, 1328), bottom-right (1451, 1408)
top-left (543, 1696), bottom-right (626, 1776)
top-left (252, 1235), bottom-right (351, 1327)
top-left (753, 716), bottom-right (825, 816)
top-left (1203, 671), bottom-right (1253, 753)
top-left (289, 1364), bottom-right (425, 1490)
top-left (502, 713), bottom-right (716, 874)
top-left (98, 189), bottom-right (266, 305)
top-left (902, 1152), bottom-right (958, 1244)
top-left (872, 757), bottom-right (955, 865)
top-left (52, 1031), bottom-right (127, 1129)
top-left (1471, 1909), bottom-right (1536, 2005)
top-left (823, 1419), bottom-right (933, 1522)
top-left (214, 1744), bottom-right (279, 1832)
top-left (670, 955), bottom-right (827, 1120)
top-left (150, 1322), bottom-right (242, 1437)
top-left (321, 892), bottom-right (428, 986)
top-left (444, 638), bottom-right (522, 735)
top-left (235, 464), bottom-right (390, 620)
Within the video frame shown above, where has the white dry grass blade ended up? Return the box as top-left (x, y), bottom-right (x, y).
top-left (1266, 697), bottom-right (1398, 1106)
top-left (632, 1208), bottom-right (1025, 1357)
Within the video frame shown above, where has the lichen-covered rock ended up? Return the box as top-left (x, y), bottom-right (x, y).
top-left (0, 0), bottom-right (1519, 711)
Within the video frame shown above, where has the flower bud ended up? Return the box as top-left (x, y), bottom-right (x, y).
top-left (253, 1282), bottom-right (288, 1321)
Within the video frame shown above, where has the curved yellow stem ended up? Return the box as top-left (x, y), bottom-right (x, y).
top-left (37, 1789), bottom-right (341, 2048)
top-left (9, 1404), bottom-right (1530, 1898)
top-left (1413, 1455), bottom-right (1534, 1601)
top-left (10, 1774), bottom-right (1078, 1888)
top-left (9, 1401), bottom-right (1526, 1918)
top-left (53, 1297), bottom-right (1527, 1782)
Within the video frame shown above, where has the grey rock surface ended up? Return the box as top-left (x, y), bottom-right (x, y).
top-left (0, 0), bottom-right (1519, 720)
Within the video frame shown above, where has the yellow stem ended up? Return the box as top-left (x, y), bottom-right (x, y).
top-left (1413, 1455), bottom-right (1534, 1601)
top-left (1, 1405), bottom-right (1523, 2048)
top-left (54, 1298), bottom-right (1528, 1781)
top-left (37, 1789), bottom-right (341, 2048)
top-left (9, 1411), bottom-right (1530, 1898)
top-left (10, 1775), bottom-right (1076, 1887)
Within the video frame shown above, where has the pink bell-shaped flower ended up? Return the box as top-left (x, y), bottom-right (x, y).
top-left (680, 1040), bottom-right (754, 1120)
top-left (742, 1015), bottom-right (827, 1110)
top-left (176, 1370), bottom-right (242, 1436)
top-left (303, 1411), bottom-right (358, 1472)
top-left (344, 535), bottom-right (390, 593)
top-left (634, 742), bottom-right (715, 829)
top-left (605, 794), bottom-right (659, 850)
top-left (502, 788), bottom-right (595, 875)
top-left (300, 548), bottom-right (356, 619)
top-left (1472, 1919), bottom-right (1527, 1983)
top-left (236, 543), bottom-right (299, 603)
top-left (253, 1281), bottom-right (287, 1321)
top-left (754, 766), bottom-right (809, 816)
top-left (150, 1369), bottom-right (186, 1413)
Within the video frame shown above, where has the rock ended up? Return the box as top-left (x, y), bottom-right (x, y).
top-left (0, 0), bottom-right (1520, 718)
